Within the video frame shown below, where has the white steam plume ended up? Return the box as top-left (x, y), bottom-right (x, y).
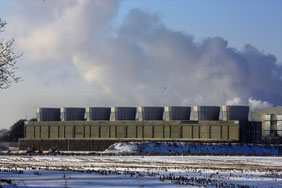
top-left (7, 0), bottom-right (282, 107)
top-left (248, 97), bottom-right (272, 111)
top-left (226, 97), bottom-right (243, 105)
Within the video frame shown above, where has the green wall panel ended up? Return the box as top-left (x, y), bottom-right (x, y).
top-left (154, 125), bottom-right (163, 138)
top-left (182, 126), bottom-right (192, 138)
top-left (41, 126), bottom-right (49, 139)
top-left (59, 126), bottom-right (64, 138)
top-left (75, 126), bottom-right (84, 138)
top-left (65, 126), bottom-right (73, 138)
top-left (91, 126), bottom-right (99, 138)
top-left (137, 126), bottom-right (143, 138)
top-left (127, 125), bottom-right (137, 138)
top-left (152, 121), bottom-right (163, 126)
top-left (110, 126), bottom-right (116, 138)
top-left (164, 126), bottom-right (170, 138)
top-left (211, 126), bottom-right (220, 139)
top-left (117, 126), bottom-right (125, 138)
top-left (48, 122), bottom-right (58, 126)
top-left (50, 126), bottom-right (58, 139)
top-left (40, 122), bottom-right (49, 126)
top-left (100, 126), bottom-right (109, 138)
top-left (84, 126), bottom-right (90, 138)
top-left (192, 126), bottom-right (199, 138)
top-left (26, 126), bottom-right (34, 139)
top-left (200, 126), bottom-right (210, 139)
top-left (144, 126), bottom-right (153, 138)
top-left (222, 126), bottom-right (228, 140)
top-left (64, 122), bottom-right (73, 126)
top-left (25, 120), bottom-right (241, 141)
top-left (34, 126), bottom-right (40, 139)
top-left (171, 126), bottom-right (181, 139)
top-left (229, 126), bottom-right (239, 140)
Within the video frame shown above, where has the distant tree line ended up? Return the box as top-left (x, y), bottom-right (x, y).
top-left (0, 119), bottom-right (26, 142)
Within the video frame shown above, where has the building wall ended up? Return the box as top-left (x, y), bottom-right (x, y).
top-left (21, 120), bottom-right (240, 151)
top-left (261, 114), bottom-right (282, 137)
top-left (250, 106), bottom-right (282, 143)
top-left (24, 120), bottom-right (240, 141)
top-left (19, 139), bottom-right (117, 151)
top-left (251, 106), bottom-right (282, 121)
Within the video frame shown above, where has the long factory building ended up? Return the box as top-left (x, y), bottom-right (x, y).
top-left (19, 105), bottom-right (282, 151)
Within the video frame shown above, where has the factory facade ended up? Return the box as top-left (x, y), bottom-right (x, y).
top-left (19, 106), bottom-right (282, 151)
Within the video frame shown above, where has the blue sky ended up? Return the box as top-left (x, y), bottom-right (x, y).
top-left (117, 0), bottom-right (282, 62)
top-left (0, 0), bottom-right (281, 129)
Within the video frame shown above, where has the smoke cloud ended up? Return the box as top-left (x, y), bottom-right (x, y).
top-left (7, 0), bottom-right (282, 109)
top-left (248, 97), bottom-right (272, 111)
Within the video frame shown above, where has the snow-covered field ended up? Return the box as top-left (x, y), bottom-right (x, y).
top-left (0, 155), bottom-right (281, 187)
top-left (104, 142), bottom-right (281, 155)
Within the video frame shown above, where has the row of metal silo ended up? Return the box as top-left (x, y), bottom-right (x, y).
top-left (36, 106), bottom-right (249, 122)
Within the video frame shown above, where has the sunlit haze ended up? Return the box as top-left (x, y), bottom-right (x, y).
top-left (0, 0), bottom-right (281, 128)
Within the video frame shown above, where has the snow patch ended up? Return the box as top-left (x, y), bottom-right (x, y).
top-left (104, 142), bottom-right (280, 155)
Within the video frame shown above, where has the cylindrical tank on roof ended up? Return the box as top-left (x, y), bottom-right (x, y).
top-left (110, 107), bottom-right (136, 121)
top-left (60, 107), bottom-right (85, 121)
top-left (137, 106), bottom-right (164, 121)
top-left (86, 107), bottom-right (111, 121)
top-left (36, 108), bottom-right (60, 121)
top-left (164, 106), bottom-right (191, 121)
top-left (264, 114), bottom-right (271, 136)
top-left (193, 106), bottom-right (220, 120)
top-left (221, 105), bottom-right (249, 121)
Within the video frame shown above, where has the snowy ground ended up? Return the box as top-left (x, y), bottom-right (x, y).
top-left (104, 142), bottom-right (281, 155)
top-left (0, 155), bottom-right (281, 187)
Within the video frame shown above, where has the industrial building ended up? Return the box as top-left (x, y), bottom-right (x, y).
top-left (251, 106), bottom-right (282, 143)
top-left (19, 105), bottom-right (282, 151)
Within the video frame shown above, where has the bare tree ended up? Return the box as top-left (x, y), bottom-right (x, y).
top-left (0, 18), bottom-right (21, 89)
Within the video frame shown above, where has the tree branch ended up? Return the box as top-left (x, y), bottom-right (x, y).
top-left (0, 18), bottom-right (21, 89)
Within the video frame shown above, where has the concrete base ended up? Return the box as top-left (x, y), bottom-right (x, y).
top-left (19, 138), bottom-right (238, 152)
top-left (19, 139), bottom-right (118, 151)
top-left (262, 137), bottom-right (282, 144)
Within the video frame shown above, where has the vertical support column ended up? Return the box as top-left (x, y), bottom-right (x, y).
top-left (220, 126), bottom-right (222, 140)
top-left (24, 126), bottom-right (26, 138)
top-left (142, 123), bottom-right (144, 139)
top-left (73, 126), bottom-right (76, 138)
top-left (48, 126), bottom-right (50, 139)
top-left (89, 126), bottom-right (91, 138)
top-left (152, 126), bottom-right (155, 138)
top-left (180, 125), bottom-right (183, 139)
top-left (83, 126), bottom-right (85, 138)
top-left (98, 126), bottom-right (101, 138)
top-left (163, 124), bottom-right (165, 138)
top-left (227, 126), bottom-right (230, 140)
top-left (209, 125), bottom-right (211, 139)
top-left (136, 125), bottom-right (138, 138)
top-left (115, 125), bottom-right (117, 138)
top-left (125, 126), bottom-right (128, 138)
top-left (198, 126), bottom-right (201, 138)
top-left (33, 126), bottom-right (36, 139)
top-left (109, 125), bottom-right (111, 138)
